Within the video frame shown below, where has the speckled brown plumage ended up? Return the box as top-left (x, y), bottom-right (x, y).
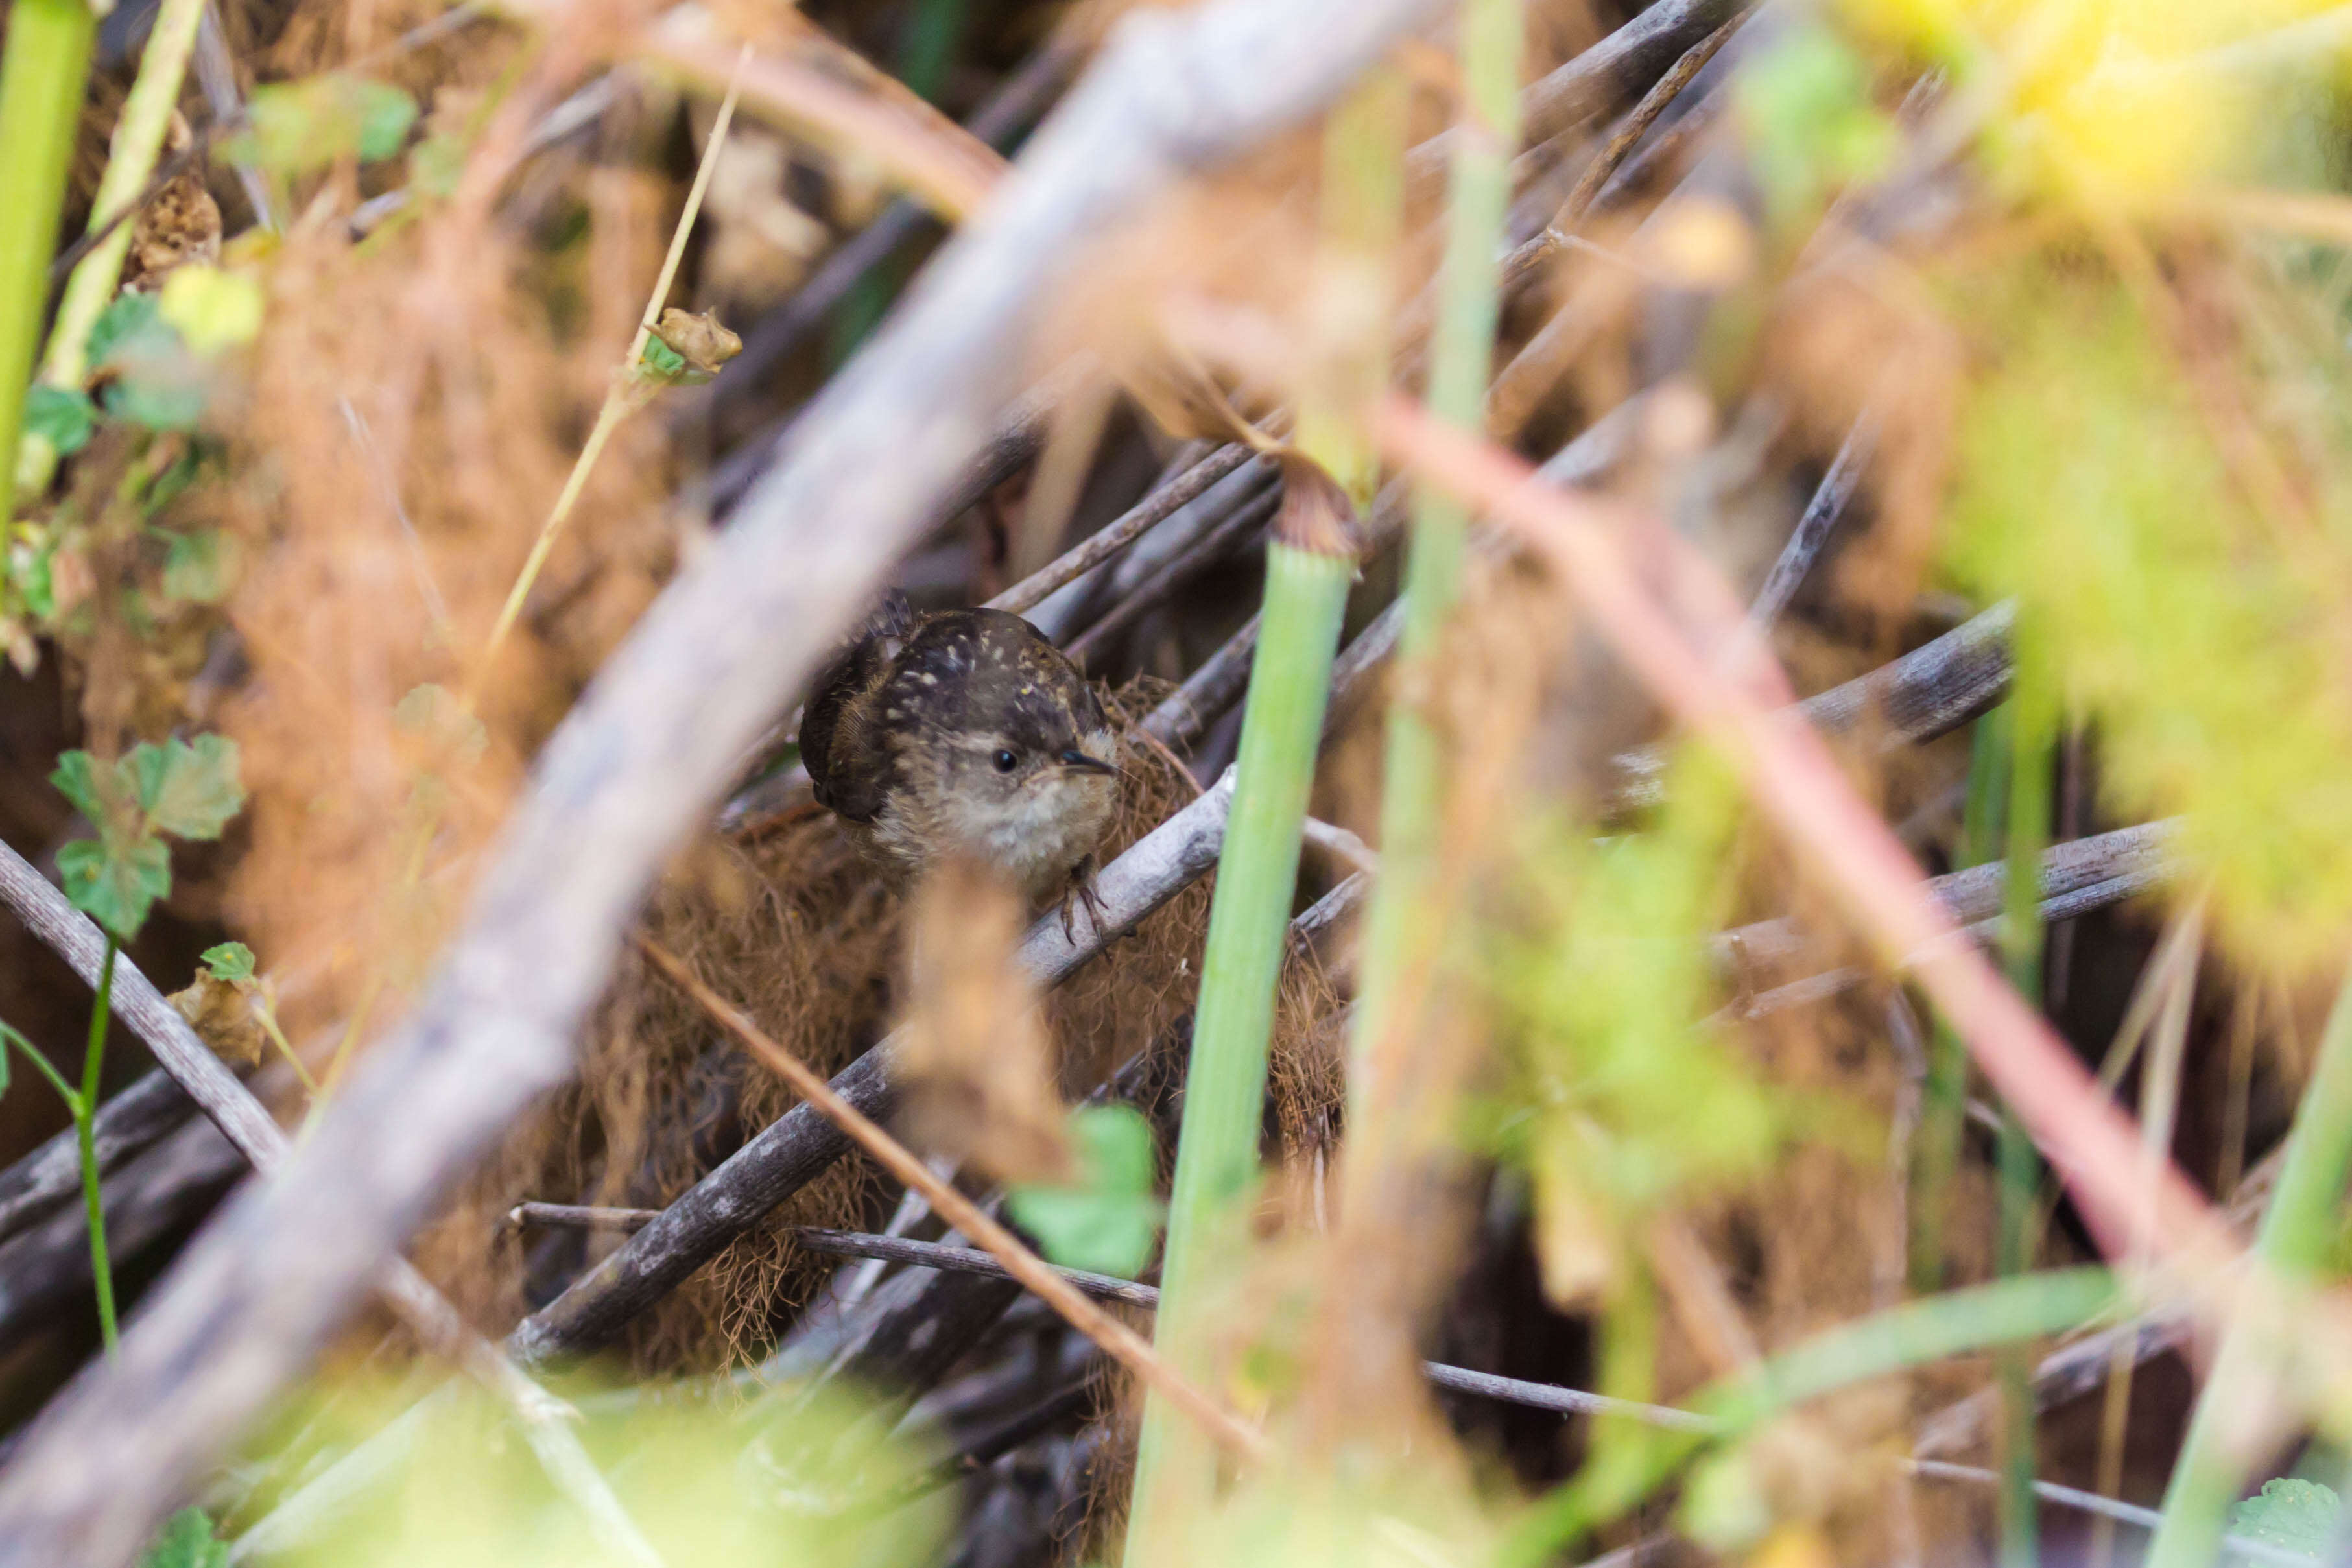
top-left (803, 593), bottom-right (1120, 910)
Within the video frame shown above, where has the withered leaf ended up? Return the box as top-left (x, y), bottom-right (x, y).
top-left (651, 308), bottom-right (744, 379)
top-left (897, 855), bottom-right (1071, 1183)
top-left (169, 971), bottom-right (266, 1067)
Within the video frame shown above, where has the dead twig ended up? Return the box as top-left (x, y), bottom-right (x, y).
top-left (1501, 14), bottom-right (1742, 292)
top-left (1746, 405), bottom-right (1880, 629)
top-left (1612, 600), bottom-right (2015, 810)
top-left (992, 444), bottom-right (1256, 615)
top-left (1066, 483), bottom-right (1281, 663)
top-left (1407, 0), bottom-right (1747, 184)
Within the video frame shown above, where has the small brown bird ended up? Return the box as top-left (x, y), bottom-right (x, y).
top-left (803, 593), bottom-right (1121, 923)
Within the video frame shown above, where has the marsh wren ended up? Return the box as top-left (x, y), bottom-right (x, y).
top-left (803, 592), bottom-right (1121, 924)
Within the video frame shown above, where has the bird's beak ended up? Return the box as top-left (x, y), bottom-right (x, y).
top-left (1058, 749), bottom-right (1119, 777)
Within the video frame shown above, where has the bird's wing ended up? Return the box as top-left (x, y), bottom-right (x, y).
top-left (801, 591), bottom-right (916, 821)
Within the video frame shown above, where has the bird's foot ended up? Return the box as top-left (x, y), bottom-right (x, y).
top-left (1058, 857), bottom-right (1113, 946)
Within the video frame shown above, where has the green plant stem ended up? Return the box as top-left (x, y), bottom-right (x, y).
top-left (80, 937), bottom-right (120, 1352)
top-left (1499, 1268), bottom-right (2120, 1567)
top-left (0, 0), bottom-right (98, 526)
top-left (1, 1018), bottom-right (81, 1104)
top-left (1347, 0), bottom-right (1520, 1124)
top-left (1123, 540), bottom-right (1355, 1542)
top-left (1122, 75), bottom-right (1400, 1554)
top-left (1912, 702), bottom-right (2013, 1290)
top-left (17, 0), bottom-right (205, 501)
top-left (2144, 963), bottom-right (2352, 1568)
top-left (1998, 675), bottom-right (2055, 1568)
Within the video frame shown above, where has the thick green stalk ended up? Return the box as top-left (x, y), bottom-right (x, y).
top-left (1123, 73), bottom-right (1401, 1557)
top-left (1912, 703), bottom-right (2013, 1289)
top-left (1123, 540), bottom-right (1355, 1545)
top-left (2144, 965), bottom-right (2352, 1568)
top-left (1997, 677), bottom-right (2055, 1568)
top-left (80, 938), bottom-right (120, 1352)
top-left (0, 0), bottom-right (99, 526)
top-left (1348, 0), bottom-right (1521, 1123)
top-left (21, 0), bottom-right (204, 498)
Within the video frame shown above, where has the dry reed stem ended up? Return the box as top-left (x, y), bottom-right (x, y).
top-left (1514, 13), bottom-right (1739, 279)
top-left (632, 934), bottom-right (1269, 1463)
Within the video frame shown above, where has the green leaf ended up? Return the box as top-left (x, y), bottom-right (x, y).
top-left (394, 682), bottom-right (488, 763)
top-left (1678, 1443), bottom-right (1772, 1551)
top-left (103, 368), bottom-right (208, 433)
top-left (160, 530), bottom-right (235, 604)
top-left (25, 385), bottom-right (95, 455)
top-left (138, 1508), bottom-right (228, 1568)
top-left (156, 266), bottom-right (264, 356)
top-left (12, 533), bottom-right (56, 621)
top-left (58, 834), bottom-right (171, 940)
top-left (1733, 26), bottom-right (1897, 227)
top-left (636, 334), bottom-right (689, 385)
top-left (2231, 1479), bottom-right (2342, 1560)
top-left (127, 735), bottom-right (244, 841)
top-left (90, 294), bottom-right (207, 431)
top-left (223, 74), bottom-right (418, 174)
top-left (202, 942), bottom-right (256, 984)
top-left (353, 80), bottom-right (419, 160)
top-left (88, 293), bottom-right (171, 367)
top-left (49, 750), bottom-right (107, 822)
top-left (1006, 1105), bottom-right (1165, 1279)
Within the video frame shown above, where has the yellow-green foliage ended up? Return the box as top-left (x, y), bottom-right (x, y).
top-left (1838, 0), bottom-right (2348, 202)
top-left (1478, 752), bottom-right (1785, 1301)
top-left (261, 1375), bottom-right (945, 1568)
top-left (1940, 270), bottom-right (2352, 971)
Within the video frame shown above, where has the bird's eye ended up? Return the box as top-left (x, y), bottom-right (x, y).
top-left (992, 748), bottom-right (1019, 774)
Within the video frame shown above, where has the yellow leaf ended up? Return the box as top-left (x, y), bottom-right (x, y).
top-left (157, 265), bottom-right (265, 355)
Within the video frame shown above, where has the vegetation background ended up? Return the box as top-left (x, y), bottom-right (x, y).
top-left (0, 0), bottom-right (2348, 1565)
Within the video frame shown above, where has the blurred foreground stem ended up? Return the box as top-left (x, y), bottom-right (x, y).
top-left (0, 0), bottom-right (97, 527)
top-left (2144, 962), bottom-right (2352, 1568)
top-left (1123, 67), bottom-right (1402, 1558)
top-left (1347, 0), bottom-right (1521, 1135)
